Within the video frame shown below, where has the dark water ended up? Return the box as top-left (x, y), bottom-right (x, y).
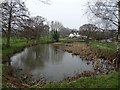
top-left (10, 44), bottom-right (93, 81)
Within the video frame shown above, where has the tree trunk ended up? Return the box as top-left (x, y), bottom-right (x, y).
top-left (6, 7), bottom-right (12, 47)
top-left (117, 1), bottom-right (120, 70)
top-left (117, 1), bottom-right (120, 69)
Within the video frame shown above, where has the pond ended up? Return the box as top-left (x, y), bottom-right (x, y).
top-left (10, 44), bottom-right (93, 82)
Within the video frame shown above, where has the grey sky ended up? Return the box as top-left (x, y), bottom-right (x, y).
top-left (25, 0), bottom-right (92, 29)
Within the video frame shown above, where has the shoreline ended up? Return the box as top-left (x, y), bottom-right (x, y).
top-left (63, 42), bottom-right (117, 64)
top-left (2, 41), bottom-right (118, 88)
top-left (2, 41), bottom-right (54, 63)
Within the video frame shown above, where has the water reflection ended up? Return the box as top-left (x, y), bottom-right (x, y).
top-left (11, 44), bottom-right (93, 81)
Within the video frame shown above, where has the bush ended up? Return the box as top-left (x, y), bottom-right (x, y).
top-left (52, 30), bottom-right (59, 42)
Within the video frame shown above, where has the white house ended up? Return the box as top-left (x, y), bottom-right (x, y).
top-left (76, 33), bottom-right (80, 38)
top-left (68, 32), bottom-right (81, 38)
top-left (68, 33), bottom-right (74, 38)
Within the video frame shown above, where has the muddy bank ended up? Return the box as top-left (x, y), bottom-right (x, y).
top-left (64, 42), bottom-right (117, 64)
top-left (52, 42), bottom-right (118, 75)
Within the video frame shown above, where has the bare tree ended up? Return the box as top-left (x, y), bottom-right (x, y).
top-left (59, 27), bottom-right (72, 38)
top-left (21, 16), bottom-right (49, 41)
top-left (88, 0), bottom-right (120, 68)
top-left (79, 24), bottom-right (97, 43)
top-left (23, 0), bottom-right (51, 5)
top-left (87, 0), bottom-right (118, 42)
top-left (118, 1), bottom-right (120, 68)
top-left (32, 16), bottom-right (46, 40)
top-left (1, 0), bottom-right (29, 47)
top-left (51, 21), bottom-right (63, 31)
top-left (88, 0), bottom-right (118, 27)
top-left (50, 21), bottom-right (63, 42)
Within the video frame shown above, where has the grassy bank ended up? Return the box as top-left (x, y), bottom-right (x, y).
top-left (43, 71), bottom-right (119, 88)
top-left (90, 41), bottom-right (117, 52)
top-left (2, 37), bottom-right (36, 61)
top-left (60, 38), bottom-right (117, 53)
top-left (2, 37), bottom-right (117, 60)
top-left (2, 36), bottom-right (52, 61)
top-left (60, 38), bottom-right (85, 43)
top-left (0, 37), bottom-right (2, 59)
top-left (0, 63), bottom-right (2, 89)
top-left (2, 37), bottom-right (84, 60)
top-left (2, 68), bottom-right (119, 88)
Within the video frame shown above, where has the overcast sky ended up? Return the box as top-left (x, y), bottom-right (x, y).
top-left (25, 0), bottom-right (92, 29)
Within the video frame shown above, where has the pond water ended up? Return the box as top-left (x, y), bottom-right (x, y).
top-left (10, 44), bottom-right (93, 82)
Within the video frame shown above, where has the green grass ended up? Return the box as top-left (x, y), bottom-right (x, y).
top-left (59, 38), bottom-right (117, 52)
top-left (0, 66), bottom-right (1, 89)
top-left (43, 71), bottom-right (119, 88)
top-left (2, 37), bottom-right (32, 58)
top-left (59, 38), bottom-right (85, 43)
top-left (40, 35), bottom-right (52, 43)
top-left (3, 41), bottom-right (32, 58)
top-left (2, 36), bottom-right (52, 59)
top-left (0, 37), bottom-right (2, 58)
top-left (2, 65), bottom-right (119, 88)
top-left (90, 40), bottom-right (117, 52)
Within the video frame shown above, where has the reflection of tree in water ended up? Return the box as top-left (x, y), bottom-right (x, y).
top-left (13, 44), bottom-right (64, 72)
top-left (49, 45), bottom-right (64, 64)
top-left (20, 45), bottom-right (49, 70)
